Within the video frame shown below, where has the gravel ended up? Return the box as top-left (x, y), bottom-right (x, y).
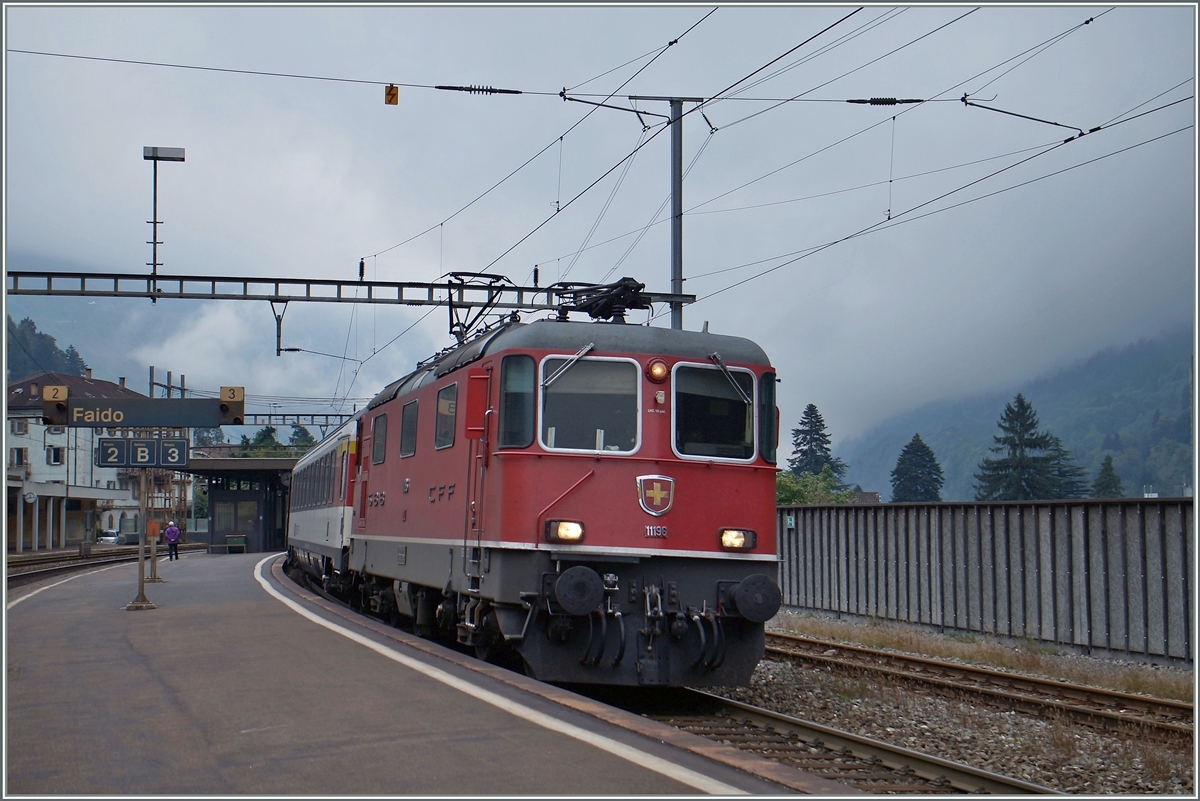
top-left (713, 657), bottom-right (1194, 794)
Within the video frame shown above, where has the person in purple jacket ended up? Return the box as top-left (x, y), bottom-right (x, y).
top-left (165, 521), bottom-right (181, 561)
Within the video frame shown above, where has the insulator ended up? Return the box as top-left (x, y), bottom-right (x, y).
top-left (870, 97), bottom-right (898, 105)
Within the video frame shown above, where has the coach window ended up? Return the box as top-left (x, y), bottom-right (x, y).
top-left (759, 371), bottom-right (777, 464)
top-left (674, 364), bottom-right (755, 460)
top-left (372, 413), bottom-right (388, 464)
top-left (499, 355), bottom-right (535, 448)
top-left (400, 400), bottom-right (418, 457)
top-left (435, 384), bottom-right (457, 449)
top-left (541, 357), bottom-right (638, 452)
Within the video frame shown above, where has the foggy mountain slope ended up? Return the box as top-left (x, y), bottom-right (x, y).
top-left (836, 326), bottom-right (1194, 501)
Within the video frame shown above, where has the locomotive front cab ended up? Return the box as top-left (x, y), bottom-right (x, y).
top-left (484, 323), bottom-right (784, 686)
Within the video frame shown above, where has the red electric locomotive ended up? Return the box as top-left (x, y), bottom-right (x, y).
top-left (287, 279), bottom-right (783, 687)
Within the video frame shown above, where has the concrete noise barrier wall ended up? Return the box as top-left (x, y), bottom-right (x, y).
top-left (777, 499), bottom-right (1193, 664)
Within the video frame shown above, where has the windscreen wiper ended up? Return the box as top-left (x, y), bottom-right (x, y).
top-left (543, 342), bottom-right (595, 389)
top-left (708, 352), bottom-right (753, 405)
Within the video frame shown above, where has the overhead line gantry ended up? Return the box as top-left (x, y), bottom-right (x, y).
top-left (7, 269), bottom-right (696, 352)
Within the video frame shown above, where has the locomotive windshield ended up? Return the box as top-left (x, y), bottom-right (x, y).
top-left (540, 358), bottom-right (638, 452)
top-left (674, 365), bottom-right (755, 459)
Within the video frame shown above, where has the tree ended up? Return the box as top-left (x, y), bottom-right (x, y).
top-left (193, 427), bottom-right (225, 447)
top-left (251, 426), bottom-right (284, 453)
top-left (1092, 454), bottom-right (1125, 498)
top-left (889, 434), bottom-right (944, 502)
top-left (1047, 435), bottom-right (1088, 499)
top-left (288, 424), bottom-right (317, 449)
top-left (192, 477), bottom-right (209, 518)
top-left (235, 426), bottom-right (286, 457)
top-left (788, 403), bottom-right (848, 482)
top-left (777, 464), bottom-right (855, 505)
top-left (974, 394), bottom-right (1087, 501)
top-left (6, 315), bottom-right (89, 381)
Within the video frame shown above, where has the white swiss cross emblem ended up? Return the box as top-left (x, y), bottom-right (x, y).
top-left (636, 475), bottom-right (674, 517)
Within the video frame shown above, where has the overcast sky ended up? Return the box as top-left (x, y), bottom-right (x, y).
top-left (4, 4), bottom-right (1195, 445)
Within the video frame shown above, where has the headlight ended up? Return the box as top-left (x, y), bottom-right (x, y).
top-left (719, 528), bottom-right (756, 550)
top-left (646, 358), bottom-right (669, 383)
top-left (545, 520), bottom-right (584, 543)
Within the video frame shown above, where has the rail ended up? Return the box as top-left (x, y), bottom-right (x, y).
top-left (764, 632), bottom-right (1192, 740)
top-left (663, 690), bottom-right (1059, 794)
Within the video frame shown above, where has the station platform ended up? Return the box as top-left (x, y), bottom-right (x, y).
top-left (5, 552), bottom-right (824, 795)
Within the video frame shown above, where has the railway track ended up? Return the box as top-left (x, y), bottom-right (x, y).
top-left (764, 631), bottom-right (1193, 741)
top-left (575, 686), bottom-right (1057, 794)
top-left (6, 544), bottom-right (209, 587)
top-left (282, 565), bottom-right (1056, 794)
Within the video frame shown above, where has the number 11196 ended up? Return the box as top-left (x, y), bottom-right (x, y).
top-left (645, 525), bottom-right (668, 538)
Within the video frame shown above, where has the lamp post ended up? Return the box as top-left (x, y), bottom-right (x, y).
top-left (143, 146), bottom-right (185, 304)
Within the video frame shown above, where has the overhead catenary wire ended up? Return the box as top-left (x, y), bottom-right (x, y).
top-left (966, 8), bottom-right (1113, 97)
top-left (716, 7), bottom-right (908, 102)
top-left (488, 9), bottom-right (867, 275)
top-left (685, 8), bottom-right (1116, 218)
top-left (5, 48), bottom-right (547, 95)
top-left (561, 126), bottom-right (649, 280)
top-left (366, 7), bottom-right (716, 266)
top-left (598, 128), bottom-right (716, 285)
top-left (527, 136), bottom-right (1059, 271)
top-left (712, 7), bottom-right (978, 131)
top-left (1101, 79), bottom-right (1193, 127)
top-left (328, 10), bottom-right (721, 409)
top-left (670, 120), bottom-right (1192, 317)
top-left (689, 138), bottom-right (1063, 220)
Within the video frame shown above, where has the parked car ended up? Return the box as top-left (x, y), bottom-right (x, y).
top-left (97, 530), bottom-right (119, 544)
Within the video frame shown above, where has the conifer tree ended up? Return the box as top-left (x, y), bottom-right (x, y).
top-left (788, 403), bottom-right (848, 481)
top-left (6, 315), bottom-right (89, 381)
top-left (890, 433), bottom-right (944, 502)
top-left (289, 425), bottom-right (318, 449)
top-left (1047, 435), bottom-right (1089, 498)
top-left (974, 394), bottom-right (1087, 500)
top-left (1091, 454), bottom-right (1125, 498)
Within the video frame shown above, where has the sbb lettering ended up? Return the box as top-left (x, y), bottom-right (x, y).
top-left (72, 407), bottom-right (125, 424)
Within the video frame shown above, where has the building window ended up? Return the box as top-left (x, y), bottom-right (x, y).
top-left (9, 447), bottom-right (28, 466)
top-left (10, 420), bottom-right (28, 435)
top-left (46, 446), bottom-right (65, 465)
top-left (48, 426), bottom-right (65, 435)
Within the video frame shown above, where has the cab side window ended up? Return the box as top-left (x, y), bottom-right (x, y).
top-left (435, 384), bottom-right (457, 449)
top-left (400, 400), bottom-right (418, 457)
top-left (499, 355), bottom-right (534, 448)
top-left (371, 413), bottom-right (387, 464)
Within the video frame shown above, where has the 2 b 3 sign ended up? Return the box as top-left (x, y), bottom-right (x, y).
top-left (96, 438), bottom-right (190, 468)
